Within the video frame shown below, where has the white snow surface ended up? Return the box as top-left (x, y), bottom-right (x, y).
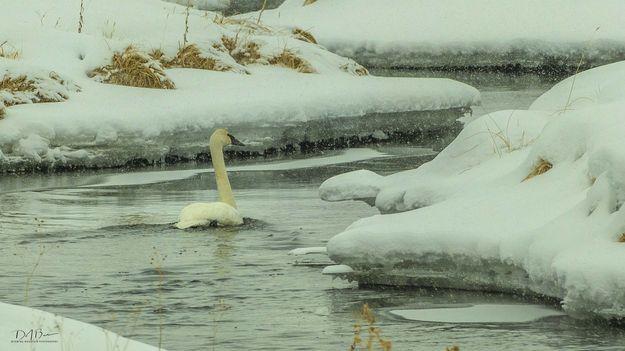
top-left (0, 0), bottom-right (479, 171)
top-left (247, 0), bottom-right (625, 68)
top-left (0, 301), bottom-right (164, 351)
top-left (323, 61), bottom-right (625, 320)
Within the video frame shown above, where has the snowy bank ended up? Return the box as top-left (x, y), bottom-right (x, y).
top-left (0, 0), bottom-right (479, 172)
top-left (0, 301), bottom-right (164, 351)
top-left (247, 0), bottom-right (625, 71)
top-left (322, 61), bottom-right (625, 320)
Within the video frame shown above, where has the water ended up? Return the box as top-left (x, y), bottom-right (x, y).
top-left (2, 72), bottom-right (625, 350)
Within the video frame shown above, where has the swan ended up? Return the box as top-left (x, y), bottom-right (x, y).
top-left (176, 128), bottom-right (245, 229)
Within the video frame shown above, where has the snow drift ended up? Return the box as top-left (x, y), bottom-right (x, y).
top-left (322, 61), bottom-right (625, 320)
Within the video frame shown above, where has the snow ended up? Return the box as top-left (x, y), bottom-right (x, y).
top-left (0, 0), bottom-right (479, 172)
top-left (322, 61), bottom-right (625, 320)
top-left (322, 264), bottom-right (354, 275)
top-left (246, 0), bottom-right (625, 69)
top-left (389, 304), bottom-right (566, 324)
top-left (0, 301), bottom-right (164, 351)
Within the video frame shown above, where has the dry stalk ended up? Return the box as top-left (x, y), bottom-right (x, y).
top-left (523, 159), bottom-right (552, 181)
top-left (292, 28), bottom-right (317, 44)
top-left (303, 0), bottom-right (317, 5)
top-left (269, 49), bottom-right (314, 73)
top-left (90, 46), bottom-right (175, 89)
top-left (221, 35), bottom-right (260, 65)
top-left (183, 2), bottom-right (190, 46)
top-left (350, 304), bottom-right (392, 351)
top-left (78, 0), bottom-right (84, 33)
top-left (0, 41), bottom-right (20, 59)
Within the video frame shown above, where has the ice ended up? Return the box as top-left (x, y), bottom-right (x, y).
top-left (85, 148), bottom-right (387, 187)
top-left (248, 0), bottom-right (625, 69)
top-left (0, 301), bottom-right (165, 351)
top-left (322, 61), bottom-right (625, 320)
top-left (322, 264), bottom-right (354, 275)
top-left (289, 247), bottom-right (328, 255)
top-left (389, 304), bottom-right (566, 324)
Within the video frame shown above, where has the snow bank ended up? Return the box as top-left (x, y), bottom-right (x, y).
top-left (247, 0), bottom-right (625, 70)
top-left (0, 301), bottom-right (164, 351)
top-left (323, 61), bottom-right (625, 320)
top-left (0, 0), bottom-right (479, 171)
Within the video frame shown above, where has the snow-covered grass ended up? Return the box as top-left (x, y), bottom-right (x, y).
top-left (321, 61), bottom-right (625, 320)
top-left (247, 0), bottom-right (625, 71)
top-left (0, 0), bottom-right (479, 172)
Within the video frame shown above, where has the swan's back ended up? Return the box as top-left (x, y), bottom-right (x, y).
top-left (176, 202), bottom-right (243, 229)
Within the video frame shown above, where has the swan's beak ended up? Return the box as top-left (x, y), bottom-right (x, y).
top-left (227, 133), bottom-right (245, 146)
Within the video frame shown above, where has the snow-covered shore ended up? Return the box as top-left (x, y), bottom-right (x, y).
top-left (247, 0), bottom-right (625, 70)
top-left (321, 61), bottom-right (625, 320)
top-left (0, 302), bottom-right (164, 351)
top-left (0, 0), bottom-right (479, 172)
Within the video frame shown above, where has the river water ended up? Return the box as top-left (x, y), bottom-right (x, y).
top-left (1, 72), bottom-right (624, 351)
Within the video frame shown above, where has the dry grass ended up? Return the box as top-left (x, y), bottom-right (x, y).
top-left (293, 28), bottom-right (317, 44)
top-left (221, 35), bottom-right (261, 65)
top-left (0, 103), bottom-right (6, 120)
top-left (523, 159), bottom-right (553, 181)
top-left (446, 347), bottom-right (460, 351)
top-left (350, 304), bottom-right (392, 351)
top-left (617, 233), bottom-right (625, 243)
top-left (303, 0), bottom-right (317, 5)
top-left (269, 49), bottom-right (315, 73)
top-left (0, 41), bottom-right (20, 59)
top-left (341, 63), bottom-right (369, 76)
top-left (90, 46), bottom-right (175, 89)
top-left (0, 73), bottom-right (73, 106)
top-left (171, 45), bottom-right (222, 70)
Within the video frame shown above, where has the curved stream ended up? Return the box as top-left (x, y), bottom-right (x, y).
top-left (1, 73), bottom-right (624, 350)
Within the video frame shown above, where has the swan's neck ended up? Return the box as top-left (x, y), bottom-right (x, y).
top-left (209, 140), bottom-right (237, 209)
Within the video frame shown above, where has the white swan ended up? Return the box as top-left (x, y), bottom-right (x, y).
top-left (176, 128), bottom-right (245, 229)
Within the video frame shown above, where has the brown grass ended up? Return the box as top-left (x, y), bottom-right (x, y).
top-left (0, 104), bottom-right (5, 120)
top-left (0, 41), bottom-right (19, 59)
top-left (0, 73), bottom-right (71, 105)
top-left (523, 159), bottom-right (553, 181)
top-left (269, 49), bottom-right (315, 73)
top-left (303, 0), bottom-right (317, 5)
top-left (341, 63), bottom-right (369, 76)
top-left (170, 45), bottom-right (223, 71)
top-left (617, 233), bottom-right (625, 243)
top-left (149, 48), bottom-right (167, 65)
top-left (221, 36), bottom-right (261, 65)
top-left (446, 347), bottom-right (460, 351)
top-left (293, 28), bottom-right (317, 44)
top-left (90, 46), bottom-right (175, 89)
top-left (350, 304), bottom-right (392, 351)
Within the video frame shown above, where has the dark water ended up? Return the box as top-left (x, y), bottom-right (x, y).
top-left (1, 147), bottom-right (624, 351)
top-left (2, 72), bottom-right (625, 350)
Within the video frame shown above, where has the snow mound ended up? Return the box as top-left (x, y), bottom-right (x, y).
top-left (323, 61), bottom-right (625, 320)
top-left (247, 0), bottom-right (625, 70)
top-left (0, 0), bottom-right (479, 171)
top-left (0, 301), bottom-right (165, 351)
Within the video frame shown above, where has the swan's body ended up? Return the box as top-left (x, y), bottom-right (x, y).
top-left (176, 129), bottom-right (244, 229)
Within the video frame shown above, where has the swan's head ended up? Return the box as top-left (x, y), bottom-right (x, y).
top-left (210, 128), bottom-right (245, 147)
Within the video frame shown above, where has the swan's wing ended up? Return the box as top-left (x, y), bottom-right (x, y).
top-left (177, 202), bottom-right (243, 228)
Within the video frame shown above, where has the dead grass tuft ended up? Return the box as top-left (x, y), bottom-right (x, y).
top-left (149, 48), bottom-right (167, 65)
top-left (269, 49), bottom-right (315, 73)
top-left (221, 36), bottom-right (261, 65)
top-left (303, 0), bottom-right (317, 5)
top-left (446, 347), bottom-right (460, 351)
top-left (292, 28), bottom-right (317, 44)
top-left (172, 45), bottom-right (217, 70)
top-left (523, 159), bottom-right (552, 181)
top-left (617, 233), bottom-right (625, 242)
top-left (0, 41), bottom-right (19, 59)
top-left (90, 46), bottom-right (175, 89)
top-left (0, 103), bottom-right (5, 120)
top-left (341, 63), bottom-right (369, 76)
top-left (350, 304), bottom-right (392, 351)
